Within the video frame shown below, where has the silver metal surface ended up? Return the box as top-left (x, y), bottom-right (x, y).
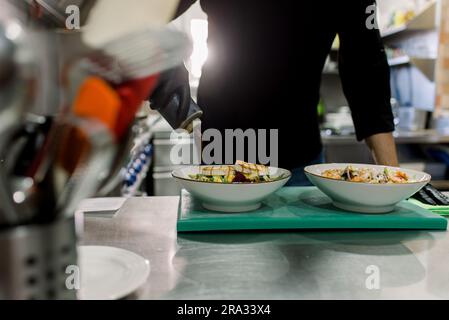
top-left (0, 217), bottom-right (78, 300)
top-left (0, 13), bottom-right (39, 225)
top-left (322, 129), bottom-right (449, 146)
top-left (152, 171), bottom-right (183, 196)
top-left (82, 197), bottom-right (449, 300)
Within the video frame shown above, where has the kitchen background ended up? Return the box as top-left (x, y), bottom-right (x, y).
top-left (122, 0), bottom-right (449, 196)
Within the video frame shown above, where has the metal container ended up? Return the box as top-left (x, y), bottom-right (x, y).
top-left (153, 138), bottom-right (195, 167)
top-left (0, 218), bottom-right (78, 300)
top-left (152, 165), bottom-right (186, 196)
top-left (153, 170), bottom-right (183, 196)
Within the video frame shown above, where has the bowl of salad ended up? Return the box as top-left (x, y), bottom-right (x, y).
top-left (304, 163), bottom-right (431, 213)
top-left (172, 161), bottom-right (291, 212)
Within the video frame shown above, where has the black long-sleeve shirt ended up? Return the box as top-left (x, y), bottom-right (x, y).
top-left (176, 0), bottom-right (394, 169)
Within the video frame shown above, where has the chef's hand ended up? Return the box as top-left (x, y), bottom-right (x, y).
top-left (150, 65), bottom-right (190, 111)
top-left (149, 65), bottom-right (202, 131)
top-left (365, 132), bottom-right (399, 167)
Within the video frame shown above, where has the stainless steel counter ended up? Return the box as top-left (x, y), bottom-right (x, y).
top-left (323, 130), bottom-right (449, 145)
top-left (81, 197), bottom-right (449, 300)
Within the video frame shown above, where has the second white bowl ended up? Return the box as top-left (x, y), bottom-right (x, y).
top-left (304, 163), bottom-right (431, 213)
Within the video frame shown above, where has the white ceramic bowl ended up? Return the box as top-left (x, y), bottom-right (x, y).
top-left (172, 166), bottom-right (291, 213)
top-left (304, 163), bottom-right (431, 214)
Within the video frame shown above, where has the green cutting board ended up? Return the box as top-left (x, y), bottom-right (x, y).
top-left (177, 187), bottom-right (448, 232)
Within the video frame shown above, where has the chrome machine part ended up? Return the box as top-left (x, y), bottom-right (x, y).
top-left (0, 2), bottom-right (79, 300)
top-left (0, 24), bottom-right (14, 83)
top-left (0, 11), bottom-right (39, 226)
top-left (0, 217), bottom-right (78, 300)
top-left (9, 0), bottom-right (94, 28)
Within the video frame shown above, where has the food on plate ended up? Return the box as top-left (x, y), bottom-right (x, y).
top-left (321, 165), bottom-right (414, 184)
top-left (234, 160), bottom-right (269, 176)
top-left (189, 161), bottom-right (285, 183)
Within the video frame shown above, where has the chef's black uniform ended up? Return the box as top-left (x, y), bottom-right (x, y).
top-left (173, 0), bottom-right (395, 170)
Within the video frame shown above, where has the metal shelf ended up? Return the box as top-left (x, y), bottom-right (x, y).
top-left (388, 56), bottom-right (436, 80)
top-left (322, 130), bottom-right (449, 146)
top-left (381, 1), bottom-right (437, 39)
top-left (388, 56), bottom-right (411, 66)
top-left (381, 25), bottom-right (408, 38)
top-left (410, 57), bottom-right (436, 81)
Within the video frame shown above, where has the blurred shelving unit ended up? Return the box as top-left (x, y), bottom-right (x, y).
top-left (381, 0), bottom-right (438, 83)
top-left (320, 1), bottom-right (449, 189)
top-left (388, 55), bottom-right (411, 66)
top-left (381, 1), bottom-right (438, 38)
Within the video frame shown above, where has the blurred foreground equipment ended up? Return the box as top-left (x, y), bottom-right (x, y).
top-left (0, 0), bottom-right (190, 299)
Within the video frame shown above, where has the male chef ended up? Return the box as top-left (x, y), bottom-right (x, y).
top-left (153, 0), bottom-right (398, 185)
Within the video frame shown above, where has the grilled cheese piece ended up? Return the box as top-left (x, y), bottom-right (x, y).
top-left (200, 161), bottom-right (269, 179)
top-left (235, 160), bottom-right (269, 176)
top-left (201, 165), bottom-right (235, 177)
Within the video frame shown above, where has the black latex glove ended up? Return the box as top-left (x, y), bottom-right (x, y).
top-left (149, 65), bottom-right (202, 131)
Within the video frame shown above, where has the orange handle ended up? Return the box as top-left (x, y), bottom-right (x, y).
top-left (72, 77), bottom-right (122, 135)
top-left (72, 75), bottom-right (160, 141)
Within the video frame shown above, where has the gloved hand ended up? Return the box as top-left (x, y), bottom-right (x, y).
top-left (149, 65), bottom-right (202, 132)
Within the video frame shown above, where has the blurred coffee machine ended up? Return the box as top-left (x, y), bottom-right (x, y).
top-left (0, 0), bottom-right (199, 299)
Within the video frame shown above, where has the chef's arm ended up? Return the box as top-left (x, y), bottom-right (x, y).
top-left (337, 0), bottom-right (398, 166)
top-left (366, 132), bottom-right (399, 167)
top-left (149, 0), bottom-right (201, 130)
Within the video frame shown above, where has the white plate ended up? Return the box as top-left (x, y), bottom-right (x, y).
top-left (78, 246), bottom-right (150, 300)
top-left (305, 163), bottom-right (431, 214)
top-left (172, 166), bottom-right (291, 213)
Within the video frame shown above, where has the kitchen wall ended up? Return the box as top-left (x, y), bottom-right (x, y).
top-left (435, 0), bottom-right (449, 114)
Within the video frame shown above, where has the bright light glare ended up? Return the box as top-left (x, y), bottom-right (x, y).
top-left (13, 191), bottom-right (26, 204)
top-left (190, 19), bottom-right (209, 79)
top-left (5, 21), bottom-right (22, 40)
